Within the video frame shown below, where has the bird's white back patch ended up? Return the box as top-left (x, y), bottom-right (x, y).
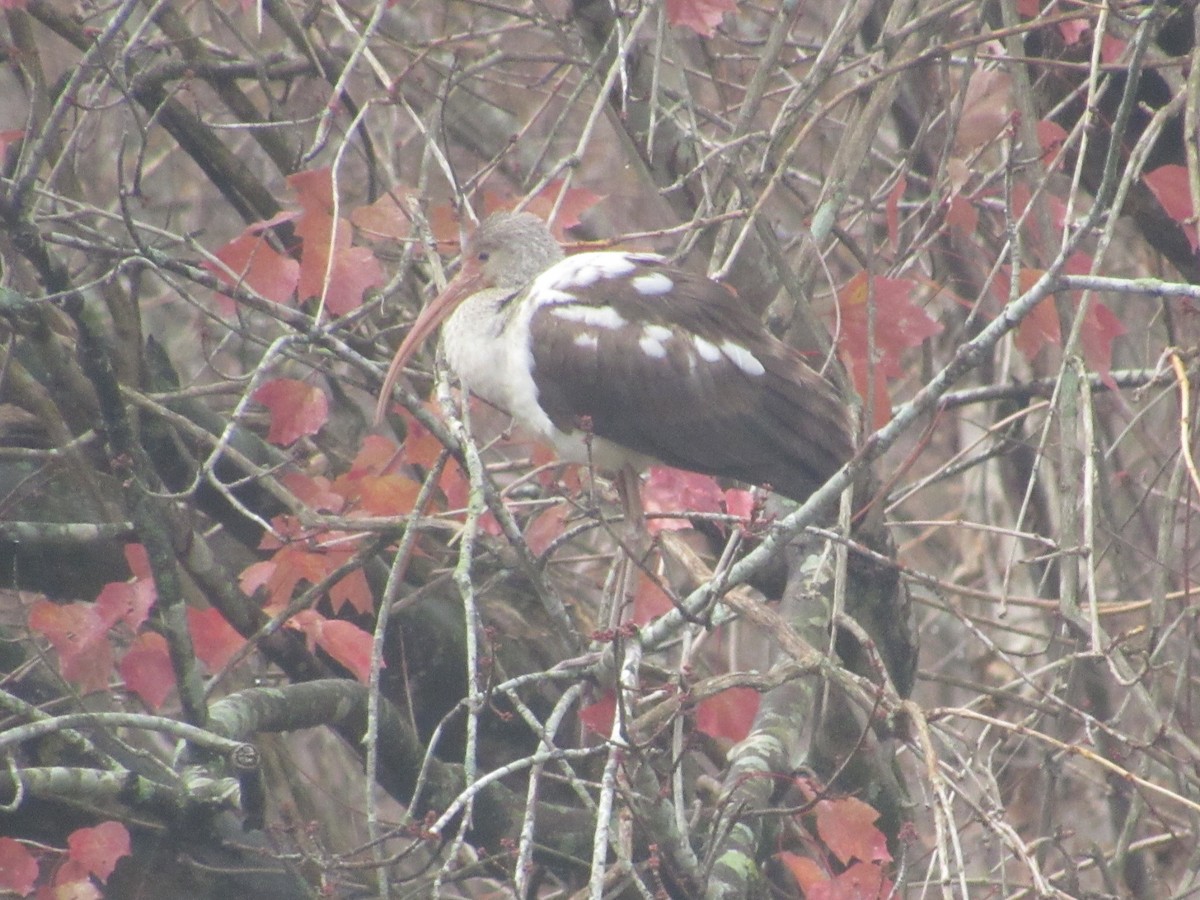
top-left (537, 252), bottom-right (637, 292)
top-left (529, 287), bottom-right (576, 306)
top-left (631, 272), bottom-right (674, 296)
top-left (721, 340), bottom-right (765, 376)
top-left (573, 332), bottom-right (599, 350)
top-left (550, 304), bottom-right (628, 330)
top-left (693, 336), bottom-right (722, 362)
top-left (638, 324), bottom-right (673, 359)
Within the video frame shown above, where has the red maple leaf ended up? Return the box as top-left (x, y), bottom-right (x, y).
top-left (281, 471), bottom-right (345, 514)
top-left (631, 571), bottom-right (675, 625)
top-left (187, 607), bottom-right (247, 673)
top-left (289, 167), bottom-right (335, 216)
top-left (290, 168), bottom-right (385, 313)
top-left (123, 543), bottom-right (152, 580)
top-left (94, 580), bottom-right (157, 632)
top-left (506, 180), bottom-right (606, 238)
top-left (1079, 298), bottom-right (1126, 389)
top-left (0, 837), bottom-right (39, 895)
top-left (776, 852), bottom-right (828, 896)
top-left (252, 378), bottom-right (329, 446)
top-left (642, 467), bottom-right (725, 533)
top-left (50, 857), bottom-right (102, 899)
top-left (66, 821), bottom-right (131, 883)
top-left (1144, 165), bottom-right (1199, 252)
top-left (523, 502), bottom-right (570, 557)
top-left (478, 181), bottom-right (605, 241)
top-left (835, 272), bottom-right (943, 426)
top-left (92, 543), bottom-right (158, 631)
top-left (330, 244), bottom-right (385, 314)
top-left (694, 686), bottom-right (760, 743)
top-left (329, 567), bottom-right (373, 616)
top-left (953, 65), bottom-right (1012, 156)
top-left (1036, 119), bottom-right (1069, 167)
top-left (999, 254), bottom-right (1126, 385)
top-left (666, 0), bottom-right (736, 36)
top-left (346, 434), bottom-right (404, 475)
top-left (315, 618), bottom-right (376, 682)
top-left (351, 188), bottom-right (414, 241)
top-left (286, 610), bottom-right (376, 683)
top-left (579, 690), bottom-right (617, 735)
top-left (945, 193), bottom-right (979, 234)
top-left (814, 796), bottom-right (892, 866)
top-left (207, 224), bottom-right (300, 313)
top-left (397, 410), bottom-right (447, 468)
top-left (119, 632), bottom-right (175, 710)
top-left (438, 463), bottom-right (502, 536)
top-left (817, 860), bottom-right (893, 900)
top-left (28, 601), bottom-right (113, 695)
top-left (240, 545), bottom-right (327, 612)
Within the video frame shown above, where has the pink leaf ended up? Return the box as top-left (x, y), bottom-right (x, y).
top-left (1080, 299), bottom-right (1126, 389)
top-left (835, 272), bottom-right (942, 425)
top-left (1144, 165), bottom-right (1198, 252)
top-left (207, 230), bottom-right (300, 310)
top-left (694, 687), bottom-right (760, 743)
top-left (524, 503), bottom-right (569, 557)
top-left (321, 244), bottom-right (385, 315)
top-left (665, 0), bottom-right (736, 36)
top-left (776, 852), bottom-right (828, 896)
top-left (280, 471), bottom-right (344, 514)
top-left (822, 861), bottom-right (893, 900)
top-left (643, 467), bottom-right (726, 533)
top-left (66, 821), bottom-right (131, 883)
top-left (330, 567), bottom-right (373, 616)
top-left (514, 181), bottom-right (607, 237)
top-left (119, 632), bottom-right (175, 710)
top-left (1036, 119), bottom-right (1069, 168)
top-left (351, 188), bottom-right (413, 241)
top-left (814, 796), bottom-right (892, 866)
top-left (28, 601), bottom-right (112, 695)
top-left (580, 691), bottom-right (617, 735)
top-left (253, 378), bottom-right (329, 446)
top-left (123, 544), bottom-right (152, 581)
top-left (0, 837), bottom-right (38, 895)
top-left (631, 572), bottom-right (675, 626)
top-left (94, 580), bottom-right (156, 632)
top-left (187, 607), bottom-right (247, 673)
top-left (315, 619), bottom-right (377, 683)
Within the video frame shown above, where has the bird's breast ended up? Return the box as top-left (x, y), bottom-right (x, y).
top-left (443, 284), bottom-right (652, 474)
top-left (441, 288), bottom-right (520, 411)
top-left (442, 287), bottom-right (567, 449)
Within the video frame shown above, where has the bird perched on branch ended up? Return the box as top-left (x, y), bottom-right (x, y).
top-left (375, 211), bottom-right (855, 504)
top-left (376, 212), bottom-right (917, 699)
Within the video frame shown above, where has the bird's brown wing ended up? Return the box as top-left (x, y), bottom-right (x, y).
top-left (527, 261), bottom-right (855, 502)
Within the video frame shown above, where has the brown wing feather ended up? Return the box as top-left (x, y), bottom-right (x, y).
top-left (528, 261), bottom-right (854, 502)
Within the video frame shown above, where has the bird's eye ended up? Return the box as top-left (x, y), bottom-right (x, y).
top-left (477, 251), bottom-right (490, 262)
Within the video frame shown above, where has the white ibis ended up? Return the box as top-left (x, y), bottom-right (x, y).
top-left (374, 212), bottom-right (855, 506)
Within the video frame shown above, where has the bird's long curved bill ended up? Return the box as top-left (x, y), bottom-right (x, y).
top-left (373, 269), bottom-right (481, 425)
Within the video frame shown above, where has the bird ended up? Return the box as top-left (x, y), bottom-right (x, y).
top-left (375, 213), bottom-right (917, 697)
top-left (374, 211), bottom-right (855, 506)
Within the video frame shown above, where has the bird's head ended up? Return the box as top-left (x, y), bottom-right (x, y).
top-left (465, 211), bottom-right (565, 289)
top-left (374, 211), bottom-right (565, 424)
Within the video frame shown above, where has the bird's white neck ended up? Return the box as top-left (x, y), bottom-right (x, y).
top-left (441, 287), bottom-right (521, 411)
